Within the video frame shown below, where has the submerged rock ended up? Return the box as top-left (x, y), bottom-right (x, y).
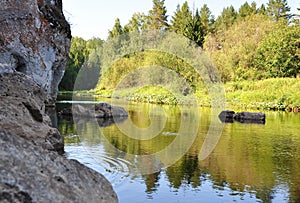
top-left (59, 103), bottom-right (128, 118)
top-left (233, 112), bottom-right (266, 124)
top-left (219, 110), bottom-right (266, 124)
top-left (0, 0), bottom-right (71, 104)
top-left (218, 110), bottom-right (235, 123)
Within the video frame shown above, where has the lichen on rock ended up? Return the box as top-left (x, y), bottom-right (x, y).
top-left (0, 0), bottom-right (71, 104)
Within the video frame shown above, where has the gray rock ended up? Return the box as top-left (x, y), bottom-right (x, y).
top-left (0, 0), bottom-right (71, 104)
top-left (0, 72), bottom-right (118, 202)
top-left (0, 130), bottom-right (118, 203)
top-left (219, 110), bottom-right (266, 124)
top-left (218, 110), bottom-right (235, 123)
top-left (0, 73), bottom-right (64, 153)
top-left (60, 103), bottom-right (129, 118)
top-left (234, 112), bottom-right (266, 124)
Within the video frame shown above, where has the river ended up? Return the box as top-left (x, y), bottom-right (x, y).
top-left (55, 100), bottom-right (300, 203)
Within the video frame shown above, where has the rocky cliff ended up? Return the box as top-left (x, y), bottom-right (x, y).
top-left (0, 0), bottom-right (118, 202)
top-left (0, 72), bottom-right (118, 203)
top-left (0, 0), bottom-right (71, 103)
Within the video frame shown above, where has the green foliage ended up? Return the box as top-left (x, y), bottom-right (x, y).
top-left (59, 37), bottom-right (103, 91)
top-left (257, 4), bottom-right (268, 15)
top-left (267, 0), bottom-right (291, 21)
top-left (97, 49), bottom-right (204, 92)
top-left (225, 78), bottom-right (300, 110)
top-left (124, 13), bottom-right (148, 33)
top-left (61, 1), bottom-right (300, 110)
top-left (254, 25), bottom-right (300, 78)
top-left (214, 6), bottom-right (237, 31)
top-left (204, 15), bottom-right (277, 82)
top-left (238, 2), bottom-right (257, 19)
top-left (199, 4), bottom-right (214, 35)
top-left (184, 10), bottom-right (205, 47)
top-left (171, 2), bottom-right (192, 35)
top-left (148, 0), bottom-right (169, 30)
top-left (108, 18), bottom-right (123, 39)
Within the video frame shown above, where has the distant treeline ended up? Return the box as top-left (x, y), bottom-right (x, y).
top-left (59, 0), bottom-right (300, 91)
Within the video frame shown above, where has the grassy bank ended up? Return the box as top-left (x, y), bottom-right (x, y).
top-left (225, 78), bottom-right (300, 111)
top-left (60, 78), bottom-right (300, 111)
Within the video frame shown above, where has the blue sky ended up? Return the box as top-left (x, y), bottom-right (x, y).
top-left (62, 0), bottom-right (299, 40)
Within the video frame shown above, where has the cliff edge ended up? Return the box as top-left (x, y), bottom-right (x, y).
top-left (0, 1), bottom-right (118, 202)
top-left (0, 0), bottom-right (71, 104)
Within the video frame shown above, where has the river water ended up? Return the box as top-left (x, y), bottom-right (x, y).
top-left (56, 100), bottom-right (300, 203)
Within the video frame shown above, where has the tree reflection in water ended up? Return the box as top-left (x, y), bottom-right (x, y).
top-left (58, 103), bottom-right (300, 202)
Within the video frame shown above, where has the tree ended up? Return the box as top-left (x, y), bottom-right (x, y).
top-left (255, 25), bottom-right (300, 78)
top-left (291, 7), bottom-right (300, 24)
top-left (257, 4), bottom-right (268, 15)
top-left (184, 9), bottom-right (204, 47)
top-left (59, 37), bottom-right (105, 91)
top-left (214, 6), bottom-right (237, 31)
top-left (204, 15), bottom-right (277, 81)
top-left (108, 18), bottom-right (123, 39)
top-left (148, 0), bottom-right (169, 30)
top-left (250, 2), bottom-right (257, 13)
top-left (199, 4), bottom-right (213, 35)
top-left (59, 37), bottom-right (88, 90)
top-left (267, 0), bottom-right (291, 21)
top-left (238, 2), bottom-right (252, 18)
top-left (124, 13), bottom-right (148, 33)
top-left (171, 2), bottom-right (192, 35)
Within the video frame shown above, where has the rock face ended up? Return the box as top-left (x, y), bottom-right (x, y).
top-left (0, 0), bottom-right (71, 103)
top-left (0, 72), bottom-right (118, 202)
top-left (0, 1), bottom-right (118, 201)
top-left (0, 73), bottom-right (64, 153)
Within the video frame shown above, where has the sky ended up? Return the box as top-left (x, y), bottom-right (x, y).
top-left (62, 0), bottom-right (300, 40)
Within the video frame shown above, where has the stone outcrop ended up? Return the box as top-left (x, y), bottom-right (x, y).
top-left (59, 102), bottom-right (129, 118)
top-left (0, 1), bottom-right (118, 201)
top-left (0, 130), bottom-right (118, 203)
top-left (0, 0), bottom-right (71, 104)
top-left (0, 72), bottom-right (118, 202)
top-left (0, 73), bottom-right (64, 153)
top-left (219, 110), bottom-right (266, 124)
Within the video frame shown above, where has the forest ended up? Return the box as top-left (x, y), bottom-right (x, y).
top-left (59, 0), bottom-right (300, 110)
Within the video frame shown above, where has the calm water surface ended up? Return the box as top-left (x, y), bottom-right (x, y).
top-left (56, 101), bottom-right (300, 203)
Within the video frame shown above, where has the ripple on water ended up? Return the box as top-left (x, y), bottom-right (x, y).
top-left (65, 143), bottom-right (135, 188)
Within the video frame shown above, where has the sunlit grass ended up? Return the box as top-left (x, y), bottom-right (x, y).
top-left (59, 78), bottom-right (300, 111)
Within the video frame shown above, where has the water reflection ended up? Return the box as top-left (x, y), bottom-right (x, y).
top-left (58, 102), bottom-right (300, 203)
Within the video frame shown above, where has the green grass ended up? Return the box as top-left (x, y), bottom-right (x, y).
top-left (225, 78), bottom-right (300, 110)
top-left (60, 78), bottom-right (300, 111)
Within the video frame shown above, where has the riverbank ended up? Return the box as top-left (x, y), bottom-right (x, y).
top-left (62, 78), bottom-right (300, 112)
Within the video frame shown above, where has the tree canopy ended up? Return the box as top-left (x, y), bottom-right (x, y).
top-left (61, 0), bottom-right (300, 92)
top-left (148, 0), bottom-right (169, 30)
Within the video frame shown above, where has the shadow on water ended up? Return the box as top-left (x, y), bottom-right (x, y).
top-left (54, 101), bottom-right (300, 203)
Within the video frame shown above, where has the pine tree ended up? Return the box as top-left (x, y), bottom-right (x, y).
top-left (171, 1), bottom-right (192, 35)
top-left (215, 6), bottom-right (237, 30)
top-left (238, 2), bottom-right (252, 18)
top-left (267, 0), bottom-right (291, 21)
top-left (108, 18), bottom-right (123, 39)
top-left (148, 0), bottom-right (169, 30)
top-left (250, 2), bottom-right (257, 14)
top-left (257, 4), bottom-right (267, 15)
top-left (124, 13), bottom-right (148, 33)
top-left (199, 4), bottom-right (213, 35)
top-left (184, 9), bottom-right (204, 47)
